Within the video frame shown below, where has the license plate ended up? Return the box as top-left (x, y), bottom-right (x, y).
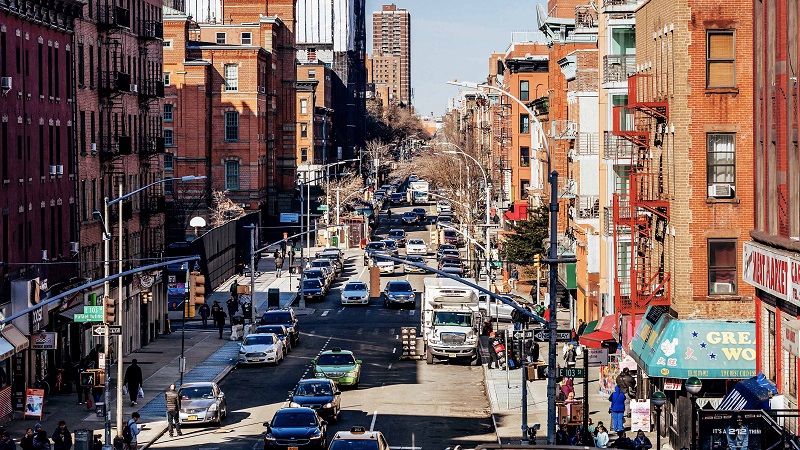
top-left (249, 358), bottom-right (262, 362)
top-left (188, 415), bottom-right (198, 421)
top-left (289, 447), bottom-right (298, 450)
top-left (448, 353), bottom-right (457, 358)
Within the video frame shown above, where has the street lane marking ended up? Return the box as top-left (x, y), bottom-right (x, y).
top-left (357, 328), bottom-right (363, 334)
top-left (392, 348), bottom-right (396, 354)
top-left (369, 411), bottom-right (378, 431)
top-left (321, 310), bottom-right (329, 317)
top-left (388, 363), bottom-right (392, 370)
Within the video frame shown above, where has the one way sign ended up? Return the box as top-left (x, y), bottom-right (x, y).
top-left (92, 325), bottom-right (123, 337)
top-left (532, 329), bottom-right (573, 342)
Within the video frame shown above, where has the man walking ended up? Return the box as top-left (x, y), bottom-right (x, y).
top-left (198, 303), bottom-right (210, 328)
top-left (123, 359), bottom-right (143, 406)
top-left (52, 421), bottom-right (71, 450)
top-left (226, 296), bottom-right (238, 326)
top-left (275, 254), bottom-right (284, 278)
top-left (509, 267), bottom-right (519, 291)
top-left (609, 385), bottom-right (627, 433)
top-left (122, 412), bottom-right (141, 450)
top-left (213, 307), bottom-right (227, 339)
top-left (164, 384), bottom-right (182, 437)
top-left (616, 367), bottom-right (636, 417)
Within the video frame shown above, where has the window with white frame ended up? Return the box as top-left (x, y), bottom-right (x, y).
top-left (164, 152), bottom-right (174, 170)
top-left (241, 32), bottom-right (252, 45)
top-left (300, 99), bottom-right (308, 114)
top-left (163, 40), bottom-right (173, 49)
top-left (216, 32), bottom-right (226, 44)
top-left (163, 72), bottom-right (171, 86)
top-left (300, 123), bottom-right (308, 138)
top-left (224, 64), bottom-right (238, 91)
top-left (308, 69), bottom-right (316, 79)
top-left (301, 148), bottom-right (308, 162)
top-left (164, 129), bottom-right (174, 146)
top-left (707, 133), bottom-right (735, 196)
top-left (163, 103), bottom-right (173, 121)
top-left (225, 160), bottom-right (239, 190)
top-left (708, 238), bottom-right (737, 295)
top-left (224, 112), bottom-right (238, 141)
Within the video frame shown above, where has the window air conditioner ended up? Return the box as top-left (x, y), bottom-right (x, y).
top-left (56, 165), bottom-right (64, 175)
top-left (708, 184), bottom-right (734, 198)
top-left (91, 142), bottom-right (97, 154)
top-left (131, 84), bottom-right (138, 93)
top-left (41, 250), bottom-right (48, 261)
top-left (1, 77), bottom-right (11, 90)
top-left (70, 241), bottom-right (79, 253)
top-left (49, 165), bottom-right (57, 175)
top-left (713, 282), bottom-right (734, 294)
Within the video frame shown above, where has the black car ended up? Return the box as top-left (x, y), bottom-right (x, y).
top-left (388, 229), bottom-right (406, 247)
top-left (300, 278), bottom-right (326, 303)
top-left (401, 212), bottom-right (418, 225)
top-left (364, 241), bottom-right (388, 264)
top-left (390, 193), bottom-right (405, 205)
top-left (289, 379), bottom-right (341, 422)
top-left (381, 239), bottom-right (399, 256)
top-left (264, 407), bottom-right (327, 450)
top-left (302, 268), bottom-right (330, 293)
top-left (412, 207), bottom-right (427, 221)
top-left (382, 280), bottom-right (415, 308)
top-left (260, 309), bottom-right (299, 346)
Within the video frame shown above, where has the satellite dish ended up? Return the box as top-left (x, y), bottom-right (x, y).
top-left (190, 217), bottom-right (207, 228)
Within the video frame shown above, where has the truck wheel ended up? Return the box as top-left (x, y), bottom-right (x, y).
top-left (425, 347), bottom-right (433, 364)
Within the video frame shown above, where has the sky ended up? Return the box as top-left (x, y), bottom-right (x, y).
top-left (365, 0), bottom-right (541, 118)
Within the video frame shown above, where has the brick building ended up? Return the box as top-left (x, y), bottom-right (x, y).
top-left (296, 63), bottom-right (344, 176)
top-left (162, 0), bottom-right (297, 238)
top-left (744, 0), bottom-right (800, 433)
top-left (372, 4), bottom-right (411, 106)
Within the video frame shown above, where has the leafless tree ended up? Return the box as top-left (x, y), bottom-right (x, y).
top-left (209, 190), bottom-right (245, 227)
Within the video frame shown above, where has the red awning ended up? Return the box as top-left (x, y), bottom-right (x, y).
top-left (579, 315), bottom-right (617, 348)
top-left (503, 202), bottom-right (529, 221)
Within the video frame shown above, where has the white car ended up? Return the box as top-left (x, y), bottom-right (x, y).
top-left (406, 238), bottom-right (427, 255)
top-left (479, 295), bottom-right (525, 321)
top-left (237, 333), bottom-right (285, 365)
top-left (437, 200), bottom-right (452, 214)
top-left (341, 281), bottom-right (369, 305)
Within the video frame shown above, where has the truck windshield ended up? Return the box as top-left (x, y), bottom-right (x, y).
top-left (433, 312), bottom-right (472, 327)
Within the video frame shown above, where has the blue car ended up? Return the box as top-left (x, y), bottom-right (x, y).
top-left (263, 407), bottom-right (327, 450)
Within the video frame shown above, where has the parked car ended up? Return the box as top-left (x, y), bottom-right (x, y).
top-left (289, 379), bottom-right (341, 422)
top-left (405, 238), bottom-right (427, 256)
top-left (260, 308), bottom-right (299, 346)
top-left (312, 348), bottom-right (363, 387)
top-left (401, 212), bottom-right (419, 225)
top-left (263, 407), bottom-right (328, 450)
top-left (178, 382), bottom-right (227, 426)
top-left (412, 207), bottom-right (427, 221)
top-left (390, 193), bottom-right (405, 205)
top-left (302, 268), bottom-right (331, 293)
top-left (238, 333), bottom-right (285, 365)
top-left (340, 281), bottom-right (369, 305)
top-left (388, 229), bottom-right (406, 247)
top-left (299, 278), bottom-right (326, 303)
top-left (382, 280), bottom-right (415, 308)
top-left (403, 255), bottom-right (427, 274)
top-left (255, 324), bottom-right (292, 352)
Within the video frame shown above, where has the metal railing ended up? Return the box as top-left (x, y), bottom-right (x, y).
top-left (576, 132), bottom-right (599, 155)
top-left (603, 131), bottom-right (636, 160)
top-left (576, 195), bottom-right (600, 218)
top-left (603, 54), bottom-right (636, 84)
top-left (551, 120), bottom-right (577, 139)
top-left (601, 0), bottom-right (643, 12)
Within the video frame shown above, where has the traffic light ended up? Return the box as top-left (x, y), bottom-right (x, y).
top-left (533, 254), bottom-right (540, 269)
top-left (188, 271), bottom-right (206, 318)
top-left (103, 295), bottom-right (116, 324)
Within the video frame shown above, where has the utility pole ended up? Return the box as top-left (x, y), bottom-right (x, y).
top-left (102, 196), bottom-right (112, 450)
top-left (115, 182), bottom-right (123, 438)
top-left (546, 170), bottom-right (561, 444)
top-left (249, 225), bottom-right (256, 323)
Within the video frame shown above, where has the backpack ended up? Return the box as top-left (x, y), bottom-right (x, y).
top-left (122, 422), bottom-right (133, 444)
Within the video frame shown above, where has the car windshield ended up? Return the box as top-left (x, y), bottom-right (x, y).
top-left (444, 230), bottom-right (456, 237)
top-left (304, 270), bottom-right (324, 278)
top-left (180, 386), bottom-right (215, 400)
top-left (403, 212), bottom-right (415, 217)
top-left (345, 282), bottom-right (367, 291)
top-left (303, 279), bottom-right (322, 289)
top-left (389, 231), bottom-right (404, 238)
top-left (329, 440), bottom-right (380, 450)
top-left (311, 260), bottom-right (330, 267)
top-left (443, 250), bottom-right (460, 255)
top-left (383, 241), bottom-right (397, 249)
top-left (439, 245), bottom-right (455, 252)
top-left (409, 239), bottom-right (424, 245)
top-left (439, 216), bottom-right (452, 222)
top-left (296, 382), bottom-right (333, 396)
top-left (407, 256), bottom-right (423, 263)
top-left (256, 326), bottom-right (285, 336)
top-left (388, 282), bottom-right (413, 293)
top-left (262, 312), bottom-right (292, 324)
top-left (366, 242), bottom-right (386, 250)
top-left (433, 312), bottom-right (473, 327)
top-left (244, 334), bottom-right (275, 346)
top-left (272, 411), bottom-right (318, 428)
top-left (317, 353), bottom-right (356, 365)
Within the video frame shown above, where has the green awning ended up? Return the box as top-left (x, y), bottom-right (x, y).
top-left (629, 306), bottom-right (756, 379)
top-left (582, 319), bottom-right (599, 335)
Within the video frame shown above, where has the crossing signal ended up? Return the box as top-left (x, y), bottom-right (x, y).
top-left (533, 254), bottom-right (541, 269)
top-left (80, 369), bottom-right (105, 387)
top-left (188, 271), bottom-right (206, 317)
top-left (103, 295), bottom-right (116, 324)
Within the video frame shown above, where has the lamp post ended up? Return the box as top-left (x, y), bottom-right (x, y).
top-left (97, 174), bottom-right (205, 446)
top-left (651, 390), bottom-right (666, 450)
top-left (448, 79), bottom-right (576, 444)
top-left (686, 377), bottom-right (703, 450)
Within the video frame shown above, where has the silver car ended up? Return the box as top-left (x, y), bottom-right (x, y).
top-left (340, 281), bottom-right (369, 305)
top-left (178, 382), bottom-right (227, 426)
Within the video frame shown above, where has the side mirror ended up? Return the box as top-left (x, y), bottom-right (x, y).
top-left (355, 360), bottom-right (363, 365)
top-left (311, 360), bottom-right (317, 365)
top-left (334, 391), bottom-right (341, 396)
top-left (263, 422), bottom-right (271, 428)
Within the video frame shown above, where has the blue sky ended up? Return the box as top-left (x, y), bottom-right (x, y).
top-left (365, 0), bottom-right (541, 117)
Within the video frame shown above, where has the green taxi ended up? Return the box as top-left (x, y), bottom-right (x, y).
top-left (311, 348), bottom-right (362, 388)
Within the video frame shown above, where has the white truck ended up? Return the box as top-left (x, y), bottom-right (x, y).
top-left (409, 180), bottom-right (429, 205)
top-left (421, 277), bottom-right (484, 364)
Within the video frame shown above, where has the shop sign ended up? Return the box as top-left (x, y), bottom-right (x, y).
top-left (783, 320), bottom-right (800, 357)
top-left (587, 347), bottom-right (609, 367)
top-left (743, 241), bottom-right (800, 305)
top-left (629, 400), bottom-right (651, 431)
top-left (698, 411), bottom-right (770, 450)
top-left (664, 378), bottom-right (683, 390)
top-left (23, 388), bottom-right (44, 419)
top-left (30, 332), bottom-right (57, 350)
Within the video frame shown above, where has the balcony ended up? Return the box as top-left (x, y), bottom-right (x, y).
top-left (139, 137), bottom-right (165, 157)
top-left (97, 5), bottom-right (130, 30)
top-left (576, 195), bottom-right (600, 219)
top-left (600, 0), bottom-right (643, 14)
top-left (139, 20), bottom-right (163, 40)
top-left (551, 120), bottom-right (577, 139)
top-left (575, 6), bottom-right (598, 31)
top-left (603, 54), bottom-right (636, 86)
top-left (138, 79), bottom-right (165, 99)
top-left (98, 71), bottom-right (131, 96)
top-left (576, 132), bottom-right (599, 156)
top-left (141, 196), bottom-right (166, 216)
top-left (99, 135), bottom-right (133, 162)
top-left (603, 131), bottom-right (636, 160)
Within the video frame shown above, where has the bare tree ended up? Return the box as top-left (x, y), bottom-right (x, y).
top-left (209, 190), bottom-right (245, 227)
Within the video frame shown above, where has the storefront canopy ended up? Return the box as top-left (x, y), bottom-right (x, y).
top-left (629, 306), bottom-right (756, 379)
top-left (718, 374), bottom-right (777, 410)
top-left (1, 326), bottom-right (29, 353)
top-left (580, 315), bottom-right (617, 348)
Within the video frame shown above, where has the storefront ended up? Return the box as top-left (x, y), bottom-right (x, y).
top-left (629, 306), bottom-right (756, 449)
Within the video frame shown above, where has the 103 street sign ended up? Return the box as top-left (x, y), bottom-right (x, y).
top-left (557, 367), bottom-right (586, 378)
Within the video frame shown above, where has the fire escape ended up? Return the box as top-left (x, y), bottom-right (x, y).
top-left (492, 102), bottom-right (512, 205)
top-left (98, 4), bottom-right (132, 173)
top-left (611, 74), bottom-right (671, 332)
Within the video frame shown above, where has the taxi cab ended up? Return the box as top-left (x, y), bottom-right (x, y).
top-left (311, 348), bottom-right (362, 388)
top-left (327, 426), bottom-right (389, 450)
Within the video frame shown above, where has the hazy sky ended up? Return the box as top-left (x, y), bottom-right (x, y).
top-left (365, 0), bottom-right (541, 117)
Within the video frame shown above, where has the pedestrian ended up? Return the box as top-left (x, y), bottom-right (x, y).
top-left (275, 255), bottom-right (285, 278)
top-left (164, 384), bottom-right (182, 437)
top-left (609, 430), bottom-right (634, 449)
top-left (31, 430), bottom-right (49, 450)
top-left (230, 280), bottom-right (239, 301)
top-left (587, 418), bottom-right (596, 436)
top-left (123, 359), bottom-right (143, 406)
top-left (213, 307), bottom-right (227, 339)
top-left (0, 432), bottom-right (16, 450)
top-left (198, 303), bottom-right (210, 328)
top-left (122, 412), bottom-right (140, 450)
top-left (560, 377), bottom-right (575, 398)
top-left (632, 430), bottom-right (652, 450)
top-left (555, 424), bottom-right (570, 445)
top-left (569, 428), bottom-right (583, 446)
top-left (595, 425), bottom-right (610, 448)
top-left (511, 308), bottom-right (525, 331)
top-left (92, 435), bottom-right (102, 450)
top-left (509, 267), bottom-right (519, 291)
top-left (577, 319), bottom-right (587, 336)
top-left (527, 340), bottom-right (540, 362)
top-left (226, 296), bottom-right (239, 325)
top-left (52, 421), bottom-right (71, 450)
top-left (211, 300), bottom-right (222, 315)
top-left (564, 344), bottom-right (577, 368)
top-left (481, 320), bottom-right (492, 336)
top-left (535, 302), bottom-right (546, 317)
top-left (20, 428), bottom-right (33, 450)
top-left (609, 385), bottom-right (627, 432)
top-left (616, 367), bottom-right (636, 417)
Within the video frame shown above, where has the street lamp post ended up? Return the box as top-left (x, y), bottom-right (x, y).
top-left (686, 376), bottom-right (703, 450)
top-left (448, 80), bottom-right (576, 445)
top-left (97, 174), bottom-right (205, 446)
top-left (652, 390), bottom-right (667, 450)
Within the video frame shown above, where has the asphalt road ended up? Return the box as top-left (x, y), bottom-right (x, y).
top-left (150, 200), bottom-right (496, 450)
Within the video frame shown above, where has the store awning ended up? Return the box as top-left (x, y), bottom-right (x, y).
top-left (629, 306), bottom-right (756, 379)
top-left (718, 374), bottom-right (777, 410)
top-left (57, 303), bottom-right (84, 321)
top-left (0, 338), bottom-right (14, 361)
top-left (1, 326), bottom-right (29, 353)
top-left (579, 315), bottom-right (617, 348)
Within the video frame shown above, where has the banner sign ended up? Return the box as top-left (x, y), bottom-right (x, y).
top-left (630, 399), bottom-right (651, 432)
top-left (743, 241), bottom-right (800, 305)
top-left (698, 410), bottom-right (768, 450)
top-left (23, 389), bottom-right (44, 419)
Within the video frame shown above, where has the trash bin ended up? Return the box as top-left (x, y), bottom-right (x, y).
top-left (268, 288), bottom-right (280, 308)
top-left (74, 429), bottom-right (90, 450)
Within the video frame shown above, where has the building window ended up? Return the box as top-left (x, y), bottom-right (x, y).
top-left (225, 160), bottom-right (239, 190)
top-left (224, 64), bottom-right (238, 91)
top-left (216, 32), bottom-right (226, 44)
top-left (300, 123), bottom-right (308, 138)
top-left (225, 112), bottom-right (239, 141)
top-left (519, 80), bottom-right (530, 101)
top-left (707, 30), bottom-right (735, 88)
top-left (308, 69), bottom-right (316, 79)
top-left (520, 179), bottom-right (530, 199)
top-left (164, 152), bottom-right (174, 171)
top-left (163, 72), bottom-right (170, 86)
top-left (520, 114), bottom-right (530, 134)
top-left (241, 32), bottom-right (252, 45)
top-left (708, 239), bottom-right (737, 295)
top-left (164, 129), bottom-right (174, 146)
top-left (763, 308), bottom-right (776, 382)
top-left (164, 178), bottom-right (174, 194)
top-left (520, 146), bottom-right (530, 167)
top-left (163, 103), bottom-right (173, 121)
top-left (707, 133), bottom-right (735, 196)
top-left (301, 148), bottom-right (308, 162)
top-left (163, 40), bottom-right (173, 49)
top-left (300, 99), bottom-right (308, 114)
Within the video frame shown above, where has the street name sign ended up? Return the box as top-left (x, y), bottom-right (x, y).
top-left (75, 306), bottom-right (104, 323)
top-left (533, 329), bottom-right (573, 342)
top-left (318, 205), bottom-right (329, 211)
top-left (92, 325), bottom-right (123, 337)
top-left (558, 367), bottom-right (585, 378)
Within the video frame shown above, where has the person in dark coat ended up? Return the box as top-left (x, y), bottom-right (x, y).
top-left (213, 308), bottom-right (227, 339)
top-left (226, 296), bottom-right (238, 325)
top-left (527, 340), bottom-right (540, 362)
top-left (31, 430), bottom-right (49, 450)
top-left (164, 384), bottom-right (182, 437)
top-left (555, 424), bottom-right (570, 445)
top-left (609, 431), bottom-right (634, 449)
top-left (19, 428), bottom-right (33, 450)
top-left (617, 367), bottom-right (636, 416)
top-left (123, 359), bottom-right (143, 406)
top-left (0, 431), bottom-right (17, 450)
top-left (632, 430), bottom-right (652, 450)
top-left (564, 344), bottom-right (577, 367)
top-left (275, 255), bottom-right (285, 278)
top-left (577, 319), bottom-right (587, 336)
top-left (609, 385), bottom-right (627, 432)
top-left (198, 303), bottom-right (210, 328)
top-left (51, 421), bottom-right (71, 450)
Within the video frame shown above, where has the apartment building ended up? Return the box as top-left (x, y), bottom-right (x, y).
top-left (372, 4), bottom-right (411, 106)
top-left (296, 63), bottom-right (346, 180)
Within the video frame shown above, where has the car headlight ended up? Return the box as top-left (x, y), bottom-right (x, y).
top-left (208, 403), bottom-right (218, 411)
top-left (310, 429), bottom-right (323, 439)
top-left (264, 434), bottom-right (276, 441)
top-left (266, 348), bottom-right (277, 354)
top-left (314, 372), bottom-right (324, 377)
top-left (345, 371), bottom-right (357, 377)
top-left (289, 401), bottom-right (301, 407)
top-left (323, 402), bottom-right (333, 408)
top-left (239, 349), bottom-right (246, 354)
